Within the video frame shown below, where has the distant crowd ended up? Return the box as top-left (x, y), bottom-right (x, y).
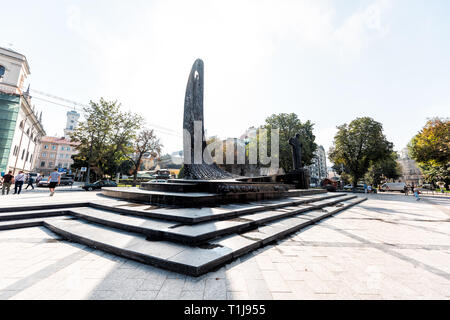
top-left (1, 169), bottom-right (61, 196)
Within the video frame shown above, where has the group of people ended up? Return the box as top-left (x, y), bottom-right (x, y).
top-left (1, 168), bottom-right (61, 196)
top-left (1, 171), bottom-right (29, 195)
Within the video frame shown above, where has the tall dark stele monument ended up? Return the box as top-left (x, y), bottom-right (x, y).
top-left (182, 59), bottom-right (232, 180)
top-left (183, 59), bottom-right (206, 164)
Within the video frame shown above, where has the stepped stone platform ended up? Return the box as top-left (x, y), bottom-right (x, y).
top-left (0, 192), bottom-right (367, 276)
top-left (102, 185), bottom-right (327, 207)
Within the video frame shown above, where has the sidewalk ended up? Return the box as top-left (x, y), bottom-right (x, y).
top-left (0, 193), bottom-right (448, 300)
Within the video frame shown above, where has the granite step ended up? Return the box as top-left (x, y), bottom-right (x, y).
top-left (0, 202), bottom-right (89, 213)
top-left (89, 192), bottom-right (347, 224)
top-left (43, 218), bottom-right (236, 276)
top-left (102, 187), bottom-right (327, 207)
top-left (69, 195), bottom-right (357, 245)
top-left (44, 197), bottom-right (367, 276)
top-left (0, 208), bottom-right (73, 222)
top-left (231, 197), bottom-right (367, 246)
top-left (162, 195), bottom-right (358, 244)
top-left (0, 216), bottom-right (73, 231)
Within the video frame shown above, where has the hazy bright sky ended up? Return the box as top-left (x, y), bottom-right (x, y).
top-left (1, 0), bottom-right (449, 159)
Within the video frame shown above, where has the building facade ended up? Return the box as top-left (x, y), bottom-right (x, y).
top-left (398, 148), bottom-right (424, 186)
top-left (0, 47), bottom-right (45, 174)
top-left (35, 137), bottom-right (79, 176)
top-left (308, 145), bottom-right (327, 185)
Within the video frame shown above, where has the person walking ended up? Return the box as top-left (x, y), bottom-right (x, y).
top-left (414, 188), bottom-right (421, 201)
top-left (404, 184), bottom-right (409, 196)
top-left (1, 171), bottom-right (14, 195)
top-left (14, 171), bottom-right (26, 195)
top-left (47, 168), bottom-right (61, 196)
top-left (364, 183), bottom-right (368, 194)
top-left (25, 174), bottom-right (35, 190)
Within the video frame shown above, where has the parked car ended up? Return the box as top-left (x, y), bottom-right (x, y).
top-left (82, 180), bottom-right (118, 191)
top-left (380, 182), bottom-right (407, 192)
top-left (343, 184), bottom-right (365, 191)
top-left (422, 184), bottom-right (433, 190)
top-left (38, 176), bottom-right (74, 187)
top-left (153, 170), bottom-right (171, 180)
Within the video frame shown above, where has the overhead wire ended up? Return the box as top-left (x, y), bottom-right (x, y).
top-left (30, 89), bottom-right (183, 138)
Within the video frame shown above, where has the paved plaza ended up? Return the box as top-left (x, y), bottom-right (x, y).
top-left (0, 191), bottom-right (449, 300)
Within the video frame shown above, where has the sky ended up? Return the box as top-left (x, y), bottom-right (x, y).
top-left (1, 0), bottom-right (449, 161)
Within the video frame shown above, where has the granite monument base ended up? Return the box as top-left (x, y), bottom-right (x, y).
top-left (237, 168), bottom-right (311, 190)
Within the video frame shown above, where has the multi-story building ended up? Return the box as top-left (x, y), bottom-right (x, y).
top-left (398, 148), bottom-right (423, 186)
top-left (35, 136), bottom-right (79, 176)
top-left (35, 107), bottom-right (80, 176)
top-left (0, 47), bottom-right (45, 175)
top-left (308, 145), bottom-right (327, 185)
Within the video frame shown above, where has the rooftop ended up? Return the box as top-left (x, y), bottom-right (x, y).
top-left (41, 136), bottom-right (80, 146)
top-left (0, 46), bottom-right (31, 74)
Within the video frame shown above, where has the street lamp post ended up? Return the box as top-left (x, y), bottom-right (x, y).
top-left (85, 133), bottom-right (93, 184)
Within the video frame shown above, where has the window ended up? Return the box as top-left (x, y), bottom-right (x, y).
top-left (49, 162), bottom-right (54, 167)
top-left (40, 161), bottom-right (46, 168)
top-left (0, 65), bottom-right (5, 78)
top-left (66, 154), bottom-right (70, 158)
top-left (67, 147), bottom-right (71, 151)
top-left (59, 154), bottom-right (64, 159)
top-left (61, 146), bottom-right (65, 151)
top-left (51, 145), bottom-right (56, 150)
top-left (25, 152), bottom-right (29, 162)
top-left (42, 152), bottom-right (47, 158)
top-left (44, 145), bottom-right (49, 149)
top-left (21, 149), bottom-right (25, 160)
top-left (50, 154), bottom-right (55, 158)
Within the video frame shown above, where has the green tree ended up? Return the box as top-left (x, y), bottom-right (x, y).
top-left (70, 98), bottom-right (143, 181)
top-left (365, 152), bottom-right (402, 187)
top-left (329, 117), bottom-right (394, 189)
top-left (409, 118), bottom-right (450, 188)
top-left (260, 113), bottom-right (317, 173)
top-left (127, 129), bottom-right (163, 186)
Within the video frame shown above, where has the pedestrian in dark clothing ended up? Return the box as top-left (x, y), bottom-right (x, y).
top-left (25, 174), bottom-right (35, 190)
top-left (1, 171), bottom-right (14, 195)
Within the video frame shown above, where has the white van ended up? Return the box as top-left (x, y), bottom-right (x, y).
top-left (380, 182), bottom-right (406, 192)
